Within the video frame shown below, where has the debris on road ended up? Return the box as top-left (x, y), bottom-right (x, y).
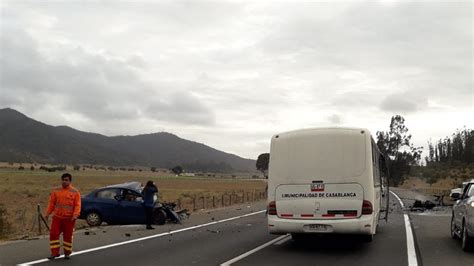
top-left (410, 200), bottom-right (437, 211)
top-left (158, 202), bottom-right (191, 224)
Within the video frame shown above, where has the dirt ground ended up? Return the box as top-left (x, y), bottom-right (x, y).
top-left (0, 166), bottom-right (266, 241)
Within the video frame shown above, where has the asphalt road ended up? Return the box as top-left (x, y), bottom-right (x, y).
top-left (393, 188), bottom-right (474, 266)
top-left (2, 189), bottom-right (473, 266)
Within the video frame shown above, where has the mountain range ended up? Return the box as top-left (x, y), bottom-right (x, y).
top-left (0, 108), bottom-right (256, 172)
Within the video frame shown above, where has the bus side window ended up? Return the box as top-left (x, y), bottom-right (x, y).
top-left (372, 141), bottom-right (380, 186)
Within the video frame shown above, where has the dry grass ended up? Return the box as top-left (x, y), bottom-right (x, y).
top-left (401, 176), bottom-right (455, 190)
top-left (0, 167), bottom-right (266, 240)
top-left (399, 174), bottom-right (473, 198)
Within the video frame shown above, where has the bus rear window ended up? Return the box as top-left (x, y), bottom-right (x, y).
top-left (270, 131), bottom-right (366, 181)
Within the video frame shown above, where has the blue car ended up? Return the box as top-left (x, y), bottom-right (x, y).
top-left (79, 182), bottom-right (166, 226)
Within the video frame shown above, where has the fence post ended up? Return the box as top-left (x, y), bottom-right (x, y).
top-left (37, 204), bottom-right (42, 235)
top-left (193, 196), bottom-right (197, 211)
top-left (202, 196), bottom-right (205, 209)
top-left (177, 198), bottom-right (181, 209)
top-left (213, 196), bottom-right (216, 208)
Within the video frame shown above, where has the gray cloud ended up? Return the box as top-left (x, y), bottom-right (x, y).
top-left (259, 1), bottom-right (472, 108)
top-left (0, 26), bottom-right (215, 125)
top-left (327, 114), bottom-right (343, 124)
top-left (0, 1), bottom-right (472, 159)
top-left (380, 93), bottom-right (429, 113)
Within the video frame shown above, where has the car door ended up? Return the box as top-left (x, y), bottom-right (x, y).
top-left (94, 188), bottom-right (122, 224)
top-left (453, 195), bottom-right (461, 229)
top-left (119, 189), bottom-right (146, 224)
top-left (456, 184), bottom-right (472, 227)
top-left (464, 184), bottom-right (474, 232)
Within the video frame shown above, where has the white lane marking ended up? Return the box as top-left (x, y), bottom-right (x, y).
top-left (220, 234), bottom-right (289, 266)
top-left (403, 213), bottom-right (418, 266)
top-left (390, 191), bottom-right (405, 208)
top-left (273, 235), bottom-right (291, 246)
top-left (390, 191), bottom-right (418, 266)
top-left (18, 210), bottom-right (266, 265)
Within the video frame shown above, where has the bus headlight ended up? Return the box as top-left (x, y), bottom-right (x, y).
top-left (471, 202), bottom-right (474, 208)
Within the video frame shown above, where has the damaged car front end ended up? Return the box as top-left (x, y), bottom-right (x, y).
top-left (79, 182), bottom-right (187, 227)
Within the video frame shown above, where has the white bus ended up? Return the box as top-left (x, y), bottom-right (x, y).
top-left (267, 127), bottom-right (389, 242)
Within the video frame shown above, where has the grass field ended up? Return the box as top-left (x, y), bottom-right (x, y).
top-left (0, 166), bottom-right (266, 241)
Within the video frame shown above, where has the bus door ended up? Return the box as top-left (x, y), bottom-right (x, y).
top-left (379, 155), bottom-right (389, 222)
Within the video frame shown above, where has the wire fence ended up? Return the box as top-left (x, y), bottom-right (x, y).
top-left (175, 189), bottom-right (268, 211)
top-left (0, 189), bottom-right (268, 240)
top-left (412, 187), bottom-right (451, 196)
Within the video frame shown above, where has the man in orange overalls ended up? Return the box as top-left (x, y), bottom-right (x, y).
top-left (45, 173), bottom-right (81, 260)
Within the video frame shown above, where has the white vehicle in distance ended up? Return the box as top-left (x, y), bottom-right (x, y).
top-left (267, 127), bottom-right (389, 242)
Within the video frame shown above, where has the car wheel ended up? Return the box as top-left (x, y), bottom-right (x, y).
top-left (86, 212), bottom-right (102, 226)
top-left (153, 209), bottom-right (167, 225)
top-left (451, 216), bottom-right (459, 239)
top-left (461, 222), bottom-right (474, 252)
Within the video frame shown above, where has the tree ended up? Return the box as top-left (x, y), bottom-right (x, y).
top-left (426, 176), bottom-right (437, 187)
top-left (425, 128), bottom-right (474, 166)
top-left (256, 153), bottom-right (270, 178)
top-left (150, 167), bottom-right (157, 172)
top-left (171, 166), bottom-right (183, 175)
top-left (376, 115), bottom-right (422, 186)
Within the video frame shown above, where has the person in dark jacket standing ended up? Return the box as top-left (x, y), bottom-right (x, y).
top-left (142, 180), bottom-right (158, 229)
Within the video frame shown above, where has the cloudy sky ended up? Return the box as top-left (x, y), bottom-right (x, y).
top-left (1, 0), bottom-right (472, 160)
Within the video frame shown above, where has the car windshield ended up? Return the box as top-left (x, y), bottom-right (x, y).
top-left (467, 185), bottom-right (474, 198)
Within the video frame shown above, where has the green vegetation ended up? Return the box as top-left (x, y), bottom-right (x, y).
top-left (425, 127), bottom-right (473, 166)
top-left (376, 115), bottom-right (422, 186)
top-left (0, 204), bottom-right (10, 238)
top-left (409, 128), bottom-right (474, 187)
top-left (256, 153), bottom-right (269, 178)
top-left (171, 166), bottom-right (183, 175)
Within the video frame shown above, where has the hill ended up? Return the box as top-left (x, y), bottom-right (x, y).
top-left (0, 108), bottom-right (256, 172)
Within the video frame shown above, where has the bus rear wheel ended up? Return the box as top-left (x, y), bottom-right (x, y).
top-left (361, 234), bottom-right (374, 243)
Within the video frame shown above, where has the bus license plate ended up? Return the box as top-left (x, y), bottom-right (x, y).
top-left (307, 224), bottom-right (328, 231)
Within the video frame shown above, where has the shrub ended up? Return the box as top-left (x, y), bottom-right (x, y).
top-left (0, 204), bottom-right (11, 238)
